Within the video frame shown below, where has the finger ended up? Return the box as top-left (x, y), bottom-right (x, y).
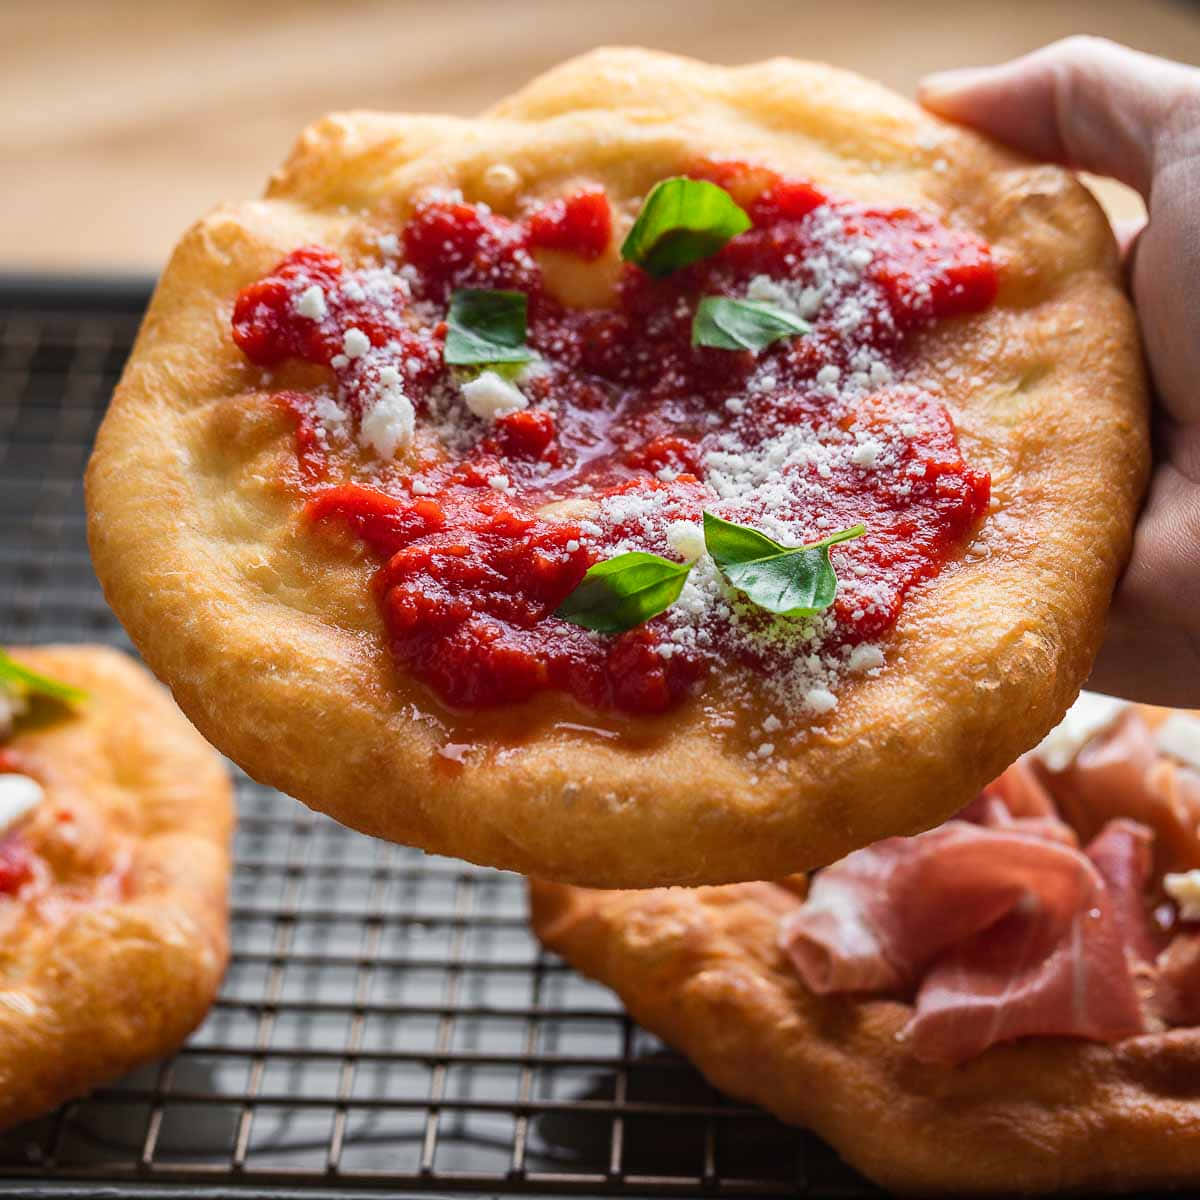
top-left (1091, 439), bottom-right (1200, 706)
top-left (919, 37), bottom-right (1200, 196)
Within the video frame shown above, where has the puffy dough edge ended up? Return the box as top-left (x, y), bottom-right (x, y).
top-left (529, 878), bottom-right (1200, 1196)
top-left (0, 645), bottom-right (232, 1130)
top-left (86, 47), bottom-right (1148, 887)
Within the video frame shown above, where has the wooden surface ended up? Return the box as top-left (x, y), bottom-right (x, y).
top-left (6, 0), bottom-right (1199, 274)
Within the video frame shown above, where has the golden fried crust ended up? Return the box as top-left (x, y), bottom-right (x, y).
top-left (530, 876), bottom-right (1200, 1196)
top-left (86, 48), bottom-right (1148, 887)
top-left (0, 646), bottom-right (232, 1130)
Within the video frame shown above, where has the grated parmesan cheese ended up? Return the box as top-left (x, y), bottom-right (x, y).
top-left (804, 687), bottom-right (838, 715)
top-left (850, 439), bottom-right (883, 469)
top-left (359, 391), bottom-right (415, 459)
top-left (847, 644), bottom-right (885, 673)
top-left (461, 371), bottom-right (528, 422)
top-left (294, 284), bottom-right (327, 321)
top-left (342, 328), bottom-right (371, 359)
top-left (666, 521), bottom-right (706, 562)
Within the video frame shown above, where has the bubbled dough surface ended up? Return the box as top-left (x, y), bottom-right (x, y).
top-left (86, 48), bottom-right (1148, 888)
top-left (0, 646), bottom-right (232, 1131)
top-left (530, 871), bottom-right (1200, 1196)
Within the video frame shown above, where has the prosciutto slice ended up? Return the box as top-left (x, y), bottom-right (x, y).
top-left (780, 800), bottom-right (1149, 1063)
top-left (1085, 818), bottom-right (1160, 964)
top-left (1039, 712), bottom-right (1200, 875)
top-left (779, 707), bottom-right (1200, 1063)
top-left (1157, 933), bottom-right (1200, 1025)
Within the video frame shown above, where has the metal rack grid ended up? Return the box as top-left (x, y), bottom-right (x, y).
top-left (0, 280), bottom-right (882, 1198)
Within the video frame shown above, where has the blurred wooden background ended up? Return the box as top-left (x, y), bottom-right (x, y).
top-left (5, 0), bottom-right (1200, 273)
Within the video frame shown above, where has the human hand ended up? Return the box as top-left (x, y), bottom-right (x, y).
top-left (920, 37), bottom-right (1200, 706)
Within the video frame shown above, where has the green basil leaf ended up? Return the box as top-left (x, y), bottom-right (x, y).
top-left (720, 550), bottom-right (839, 617)
top-left (0, 651), bottom-right (87, 705)
top-left (702, 511), bottom-right (788, 563)
top-left (692, 297), bottom-right (810, 352)
top-left (808, 524), bottom-right (869, 551)
top-left (620, 178), bottom-right (751, 277)
top-left (444, 289), bottom-right (533, 366)
top-left (703, 513), bottom-right (866, 618)
top-left (556, 552), bottom-right (693, 633)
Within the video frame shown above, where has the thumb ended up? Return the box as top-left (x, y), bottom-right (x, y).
top-left (919, 36), bottom-right (1199, 197)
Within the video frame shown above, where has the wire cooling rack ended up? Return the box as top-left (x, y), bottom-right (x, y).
top-left (0, 279), bottom-right (883, 1199)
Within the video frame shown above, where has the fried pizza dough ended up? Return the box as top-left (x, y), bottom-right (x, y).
top-left (529, 705), bottom-right (1200, 1196)
top-left (87, 49), bottom-right (1147, 887)
top-left (0, 646), bottom-right (231, 1130)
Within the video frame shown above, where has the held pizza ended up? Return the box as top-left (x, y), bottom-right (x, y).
top-left (86, 49), bottom-right (1147, 887)
top-left (530, 698), bottom-right (1200, 1196)
top-left (0, 646), bottom-right (231, 1131)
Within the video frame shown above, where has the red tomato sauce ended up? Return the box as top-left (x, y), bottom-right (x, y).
top-left (232, 164), bottom-right (996, 714)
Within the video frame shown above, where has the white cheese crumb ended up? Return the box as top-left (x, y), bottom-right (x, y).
top-left (461, 371), bottom-right (528, 422)
top-left (342, 328), bottom-right (371, 359)
top-left (816, 365), bottom-right (841, 386)
top-left (487, 473), bottom-right (511, 492)
top-left (0, 774), bottom-right (43, 835)
top-left (1032, 691), bottom-right (1130, 772)
top-left (805, 687), bottom-right (838, 715)
top-left (756, 742), bottom-right (775, 759)
top-left (359, 391), bottom-right (415, 459)
top-left (746, 275), bottom-right (791, 306)
top-left (294, 284), bottom-right (327, 321)
top-left (565, 539), bottom-right (580, 553)
top-left (850, 440), bottom-right (883, 469)
top-left (898, 422), bottom-right (919, 438)
top-left (376, 233), bottom-right (399, 257)
top-left (1164, 870), bottom-right (1200, 921)
top-left (666, 521), bottom-right (706, 562)
top-left (411, 479), bottom-right (434, 496)
top-left (762, 714), bottom-right (782, 733)
top-left (847, 644), bottom-right (885, 673)
top-left (311, 394), bottom-right (347, 436)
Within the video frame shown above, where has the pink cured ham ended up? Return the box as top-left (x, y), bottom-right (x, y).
top-left (779, 707), bottom-right (1200, 1064)
top-left (1085, 818), bottom-right (1160, 964)
top-left (1040, 712), bottom-right (1200, 875)
top-left (779, 804), bottom-right (1150, 1063)
top-left (1157, 933), bottom-right (1200, 1025)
